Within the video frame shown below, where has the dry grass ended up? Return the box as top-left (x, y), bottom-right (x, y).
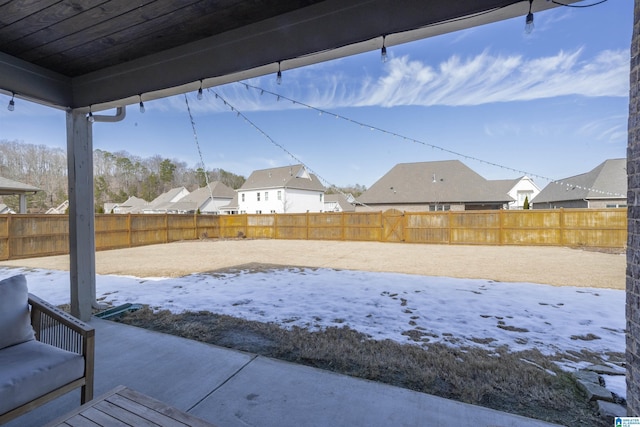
top-left (114, 307), bottom-right (613, 427)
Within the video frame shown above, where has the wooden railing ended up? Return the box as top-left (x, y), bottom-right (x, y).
top-left (0, 208), bottom-right (626, 261)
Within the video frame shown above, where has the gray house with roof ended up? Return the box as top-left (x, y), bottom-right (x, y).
top-left (0, 176), bottom-right (41, 213)
top-left (356, 160), bottom-right (514, 212)
top-left (531, 158), bottom-right (627, 209)
top-left (171, 183), bottom-right (236, 214)
top-left (237, 165), bottom-right (325, 214)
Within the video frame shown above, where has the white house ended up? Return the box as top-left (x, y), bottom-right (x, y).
top-left (324, 193), bottom-right (356, 212)
top-left (106, 196), bottom-right (148, 214)
top-left (489, 176), bottom-right (540, 210)
top-left (170, 182), bottom-right (236, 214)
top-left (142, 187), bottom-right (190, 214)
top-left (237, 165), bottom-right (325, 214)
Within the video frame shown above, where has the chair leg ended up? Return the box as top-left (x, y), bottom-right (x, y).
top-left (81, 384), bottom-right (93, 404)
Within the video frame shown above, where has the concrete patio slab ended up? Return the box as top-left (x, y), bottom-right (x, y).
top-left (5, 318), bottom-right (562, 427)
top-left (191, 356), bottom-right (561, 427)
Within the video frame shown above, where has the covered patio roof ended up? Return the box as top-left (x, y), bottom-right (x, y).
top-left (0, 0), bottom-right (577, 319)
top-left (1, 0), bottom-right (573, 112)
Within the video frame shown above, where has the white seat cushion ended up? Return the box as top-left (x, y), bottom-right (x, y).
top-left (0, 274), bottom-right (35, 350)
top-left (0, 340), bottom-right (84, 414)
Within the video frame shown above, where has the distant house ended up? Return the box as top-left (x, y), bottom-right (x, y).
top-left (489, 176), bottom-right (540, 210)
top-left (324, 193), bottom-right (356, 212)
top-left (46, 200), bottom-right (69, 214)
top-left (220, 193), bottom-right (239, 215)
top-left (356, 160), bottom-right (513, 212)
top-left (237, 165), bottom-right (325, 214)
top-left (142, 187), bottom-right (190, 214)
top-left (531, 158), bottom-right (627, 209)
top-left (170, 182), bottom-right (236, 214)
top-left (108, 196), bottom-right (149, 214)
top-left (0, 176), bottom-right (41, 213)
top-left (0, 203), bottom-right (14, 214)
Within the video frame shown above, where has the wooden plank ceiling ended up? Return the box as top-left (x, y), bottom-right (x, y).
top-left (0, 0), bottom-right (572, 110)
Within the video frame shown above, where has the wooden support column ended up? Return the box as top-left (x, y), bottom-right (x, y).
top-left (66, 109), bottom-right (96, 322)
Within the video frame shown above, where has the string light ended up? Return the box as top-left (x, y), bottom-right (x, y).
top-left (210, 89), bottom-right (367, 208)
top-left (276, 61), bottom-right (282, 85)
top-left (197, 80), bottom-right (203, 100)
top-left (139, 95), bottom-right (145, 113)
top-left (7, 93), bottom-right (14, 111)
top-left (87, 106), bottom-right (95, 122)
top-left (236, 81), bottom-right (624, 198)
top-left (381, 35), bottom-right (388, 63)
top-left (525, 0), bottom-right (534, 34)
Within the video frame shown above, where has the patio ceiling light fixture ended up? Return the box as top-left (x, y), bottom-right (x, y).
top-left (7, 93), bottom-right (14, 111)
top-left (138, 95), bottom-right (145, 113)
top-left (276, 61), bottom-right (282, 85)
top-left (87, 106), bottom-right (95, 122)
top-left (381, 35), bottom-right (388, 63)
top-left (525, 0), bottom-right (534, 34)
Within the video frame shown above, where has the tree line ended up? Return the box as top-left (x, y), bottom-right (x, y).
top-left (0, 140), bottom-right (246, 213)
top-left (0, 140), bottom-right (366, 213)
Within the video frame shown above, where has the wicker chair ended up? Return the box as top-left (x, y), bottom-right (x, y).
top-left (0, 290), bottom-right (95, 424)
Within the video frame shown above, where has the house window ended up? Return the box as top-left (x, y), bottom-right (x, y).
top-left (429, 205), bottom-right (449, 212)
top-left (257, 192), bottom-right (261, 201)
top-left (270, 210), bottom-right (276, 214)
top-left (256, 210), bottom-right (262, 214)
top-left (517, 191), bottom-right (533, 206)
top-left (277, 191), bottom-right (282, 201)
top-left (319, 193), bottom-right (323, 202)
top-left (241, 193), bottom-right (245, 202)
top-left (265, 192), bottom-right (269, 201)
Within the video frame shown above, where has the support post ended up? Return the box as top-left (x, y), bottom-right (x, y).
top-left (18, 194), bottom-right (27, 213)
top-left (66, 109), bottom-right (96, 322)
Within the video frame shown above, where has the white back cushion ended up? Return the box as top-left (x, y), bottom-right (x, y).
top-left (0, 275), bottom-right (35, 350)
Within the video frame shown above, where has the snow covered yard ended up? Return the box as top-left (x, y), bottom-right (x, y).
top-left (2, 265), bottom-right (623, 365)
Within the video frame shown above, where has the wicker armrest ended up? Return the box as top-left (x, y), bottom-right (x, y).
top-left (28, 293), bottom-right (95, 404)
top-left (28, 294), bottom-right (94, 339)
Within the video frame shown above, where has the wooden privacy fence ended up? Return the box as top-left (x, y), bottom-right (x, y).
top-left (0, 208), bottom-right (627, 261)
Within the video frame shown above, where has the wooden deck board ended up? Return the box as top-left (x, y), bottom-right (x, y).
top-left (45, 386), bottom-right (217, 427)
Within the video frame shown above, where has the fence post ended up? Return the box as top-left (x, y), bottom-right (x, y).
top-left (341, 212), bottom-right (345, 241)
top-left (127, 214), bottom-right (132, 248)
top-left (273, 213), bottom-right (278, 239)
top-left (164, 214), bottom-right (169, 244)
top-left (448, 210), bottom-right (452, 244)
top-left (499, 209), bottom-right (504, 245)
top-left (194, 213), bottom-right (198, 239)
top-left (559, 208), bottom-right (565, 246)
top-left (306, 212), bottom-right (310, 241)
top-left (6, 214), bottom-right (10, 260)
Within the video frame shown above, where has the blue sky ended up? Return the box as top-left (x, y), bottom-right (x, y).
top-left (0, 0), bottom-right (632, 189)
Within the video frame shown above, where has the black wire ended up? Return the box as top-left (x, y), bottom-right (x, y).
top-left (550, 0), bottom-right (608, 8)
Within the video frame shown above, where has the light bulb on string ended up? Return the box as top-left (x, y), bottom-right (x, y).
top-left (139, 95), bottom-right (145, 113)
top-left (276, 61), bottom-right (282, 85)
top-left (525, 0), bottom-right (534, 34)
top-left (87, 106), bottom-right (95, 123)
top-left (381, 35), bottom-right (388, 63)
top-left (7, 93), bottom-right (15, 111)
top-left (197, 80), bottom-right (203, 100)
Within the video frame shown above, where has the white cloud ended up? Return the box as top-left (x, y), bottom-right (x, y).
top-left (158, 48), bottom-right (629, 114)
top-left (578, 115), bottom-right (629, 144)
top-left (355, 48), bottom-right (629, 107)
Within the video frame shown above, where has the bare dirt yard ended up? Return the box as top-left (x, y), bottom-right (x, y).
top-left (0, 239), bottom-right (625, 289)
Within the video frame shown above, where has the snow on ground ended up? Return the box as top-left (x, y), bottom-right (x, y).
top-left (1, 265), bottom-right (625, 390)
